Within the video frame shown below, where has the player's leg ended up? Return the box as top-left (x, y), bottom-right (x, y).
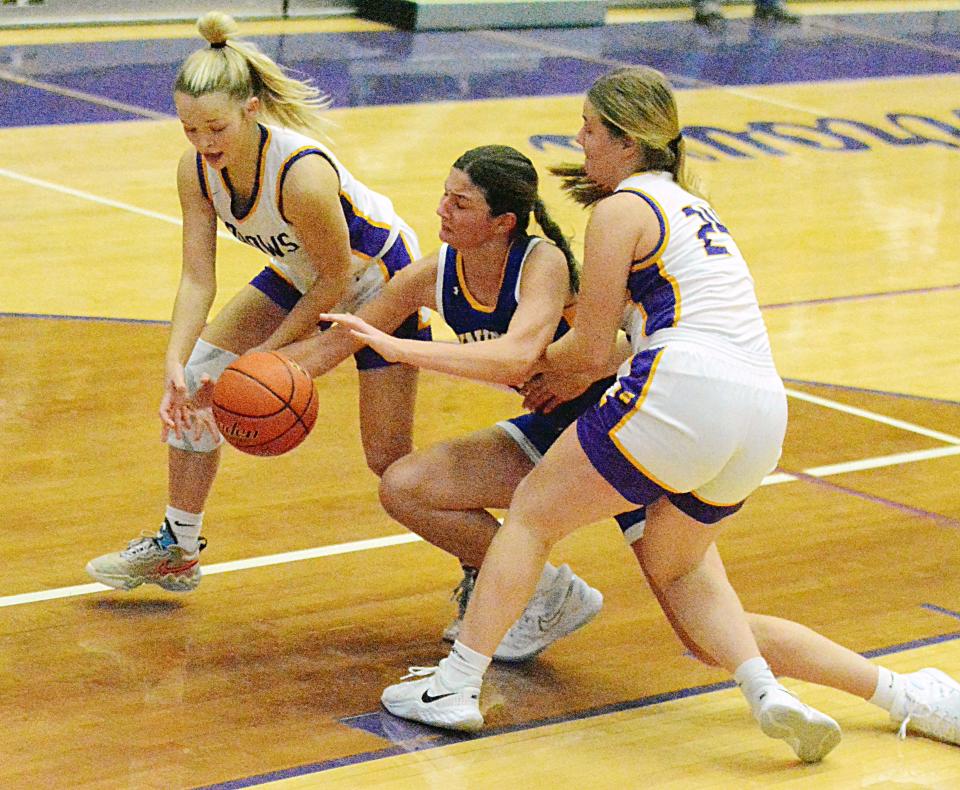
top-left (381, 424), bottom-right (630, 730)
top-left (168, 285), bottom-right (289, 508)
top-left (634, 536), bottom-right (960, 746)
top-left (379, 426), bottom-right (528, 565)
top-left (692, 0), bottom-right (726, 30)
top-left (617, 351), bottom-right (839, 762)
top-left (754, 0), bottom-right (800, 23)
top-left (636, 498), bottom-right (841, 762)
top-left (86, 285), bottom-right (287, 592)
top-left (352, 297), bottom-right (430, 477)
top-left (380, 424), bottom-right (602, 659)
top-left (700, 546), bottom-right (960, 744)
top-left (379, 426), bottom-right (526, 642)
top-left (356, 362), bottom-right (418, 477)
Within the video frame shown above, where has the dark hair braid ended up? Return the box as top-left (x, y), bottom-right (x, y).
top-left (533, 198), bottom-right (580, 292)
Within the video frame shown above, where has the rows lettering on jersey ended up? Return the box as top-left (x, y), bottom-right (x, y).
top-left (224, 222), bottom-right (300, 258)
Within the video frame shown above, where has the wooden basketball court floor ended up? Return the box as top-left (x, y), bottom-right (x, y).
top-left (1, 1), bottom-right (959, 787)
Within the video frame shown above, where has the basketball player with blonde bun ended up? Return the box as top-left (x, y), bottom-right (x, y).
top-left (340, 67), bottom-right (960, 757)
top-left (85, 11), bottom-right (428, 592)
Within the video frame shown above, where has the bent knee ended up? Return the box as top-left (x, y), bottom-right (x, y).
top-left (364, 440), bottom-right (411, 478)
top-left (506, 474), bottom-right (567, 541)
top-left (378, 455), bottom-right (425, 515)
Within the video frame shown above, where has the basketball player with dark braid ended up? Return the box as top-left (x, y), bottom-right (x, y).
top-left (277, 143), bottom-right (615, 661)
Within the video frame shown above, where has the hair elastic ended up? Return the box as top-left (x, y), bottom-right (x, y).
top-left (211, 41), bottom-right (227, 49)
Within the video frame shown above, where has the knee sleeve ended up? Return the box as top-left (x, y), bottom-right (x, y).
top-left (166, 339), bottom-right (239, 453)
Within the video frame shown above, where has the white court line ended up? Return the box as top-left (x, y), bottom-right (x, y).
top-left (802, 444), bottom-right (960, 478)
top-left (784, 387), bottom-right (960, 445)
top-left (762, 444), bottom-right (960, 487)
top-left (0, 166), bottom-right (237, 242)
top-left (5, 443), bottom-right (959, 609)
top-left (0, 532), bottom-right (423, 609)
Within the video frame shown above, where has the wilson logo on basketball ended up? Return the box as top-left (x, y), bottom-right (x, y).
top-left (213, 351), bottom-right (319, 457)
top-left (221, 422), bottom-right (260, 441)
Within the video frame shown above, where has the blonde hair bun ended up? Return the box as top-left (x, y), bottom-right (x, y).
top-left (197, 11), bottom-right (239, 47)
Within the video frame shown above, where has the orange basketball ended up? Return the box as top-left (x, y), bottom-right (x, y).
top-left (212, 351), bottom-right (318, 457)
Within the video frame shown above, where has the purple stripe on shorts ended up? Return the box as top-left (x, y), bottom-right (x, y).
top-left (380, 231), bottom-right (415, 277)
top-left (576, 349), bottom-right (668, 506)
top-left (576, 348), bottom-right (746, 525)
top-left (250, 267), bottom-right (301, 311)
top-left (667, 492), bottom-right (743, 524)
top-left (340, 196), bottom-right (392, 258)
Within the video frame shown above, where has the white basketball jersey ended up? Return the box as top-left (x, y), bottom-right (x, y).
top-left (198, 123), bottom-right (407, 296)
top-left (616, 171), bottom-right (773, 364)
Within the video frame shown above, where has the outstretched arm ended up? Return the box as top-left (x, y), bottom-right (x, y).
top-left (283, 254), bottom-right (438, 378)
top-left (322, 243), bottom-right (571, 388)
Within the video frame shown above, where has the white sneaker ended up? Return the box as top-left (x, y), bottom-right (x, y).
top-left (442, 565), bottom-right (603, 662)
top-left (890, 668), bottom-right (960, 744)
top-left (381, 662), bottom-right (483, 732)
top-left (493, 564), bottom-right (603, 662)
top-left (755, 685), bottom-right (842, 762)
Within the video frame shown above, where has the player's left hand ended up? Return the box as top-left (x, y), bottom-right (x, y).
top-left (521, 369), bottom-right (594, 414)
top-left (160, 362), bottom-right (191, 442)
top-left (319, 312), bottom-right (403, 363)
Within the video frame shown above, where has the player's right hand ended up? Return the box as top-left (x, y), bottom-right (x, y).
top-left (159, 363), bottom-right (190, 442)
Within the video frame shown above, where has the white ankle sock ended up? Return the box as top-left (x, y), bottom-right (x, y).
top-left (165, 506), bottom-right (202, 553)
top-left (440, 640), bottom-right (491, 687)
top-left (868, 666), bottom-right (901, 711)
top-left (734, 657), bottom-right (779, 712)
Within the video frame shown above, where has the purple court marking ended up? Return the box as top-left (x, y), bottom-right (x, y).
top-left (861, 628), bottom-right (960, 659)
top-left (785, 470), bottom-right (960, 530)
top-left (0, 79), bottom-right (147, 125)
top-left (921, 603), bottom-right (960, 622)
top-left (1, 10), bottom-right (960, 127)
top-left (196, 625), bottom-right (960, 789)
top-left (0, 311), bottom-right (167, 326)
top-left (340, 710), bottom-right (475, 750)
top-left (761, 282), bottom-right (960, 311)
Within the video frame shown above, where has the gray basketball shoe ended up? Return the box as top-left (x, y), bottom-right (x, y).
top-left (85, 519), bottom-right (206, 592)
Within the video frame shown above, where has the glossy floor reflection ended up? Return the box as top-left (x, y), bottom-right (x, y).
top-left (2, 2), bottom-right (959, 788)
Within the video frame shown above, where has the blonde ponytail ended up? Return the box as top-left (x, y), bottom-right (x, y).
top-left (174, 11), bottom-right (331, 139)
top-left (553, 67), bottom-right (704, 206)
